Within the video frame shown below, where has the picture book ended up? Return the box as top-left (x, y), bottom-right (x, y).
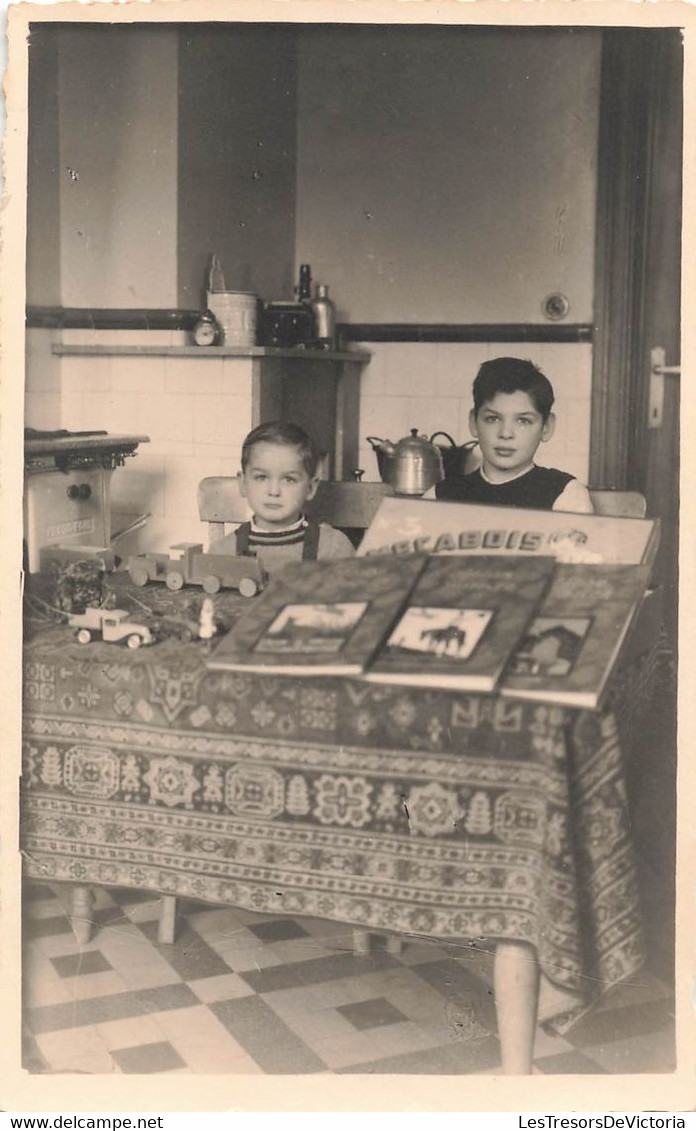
top-left (356, 497), bottom-right (660, 566)
top-left (500, 562), bottom-right (652, 709)
top-left (205, 554), bottom-right (427, 676)
top-left (364, 554), bottom-right (556, 691)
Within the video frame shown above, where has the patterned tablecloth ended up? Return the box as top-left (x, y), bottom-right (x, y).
top-left (21, 576), bottom-right (646, 1031)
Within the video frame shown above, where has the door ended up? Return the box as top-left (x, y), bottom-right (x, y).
top-left (592, 28), bottom-right (682, 644)
top-left (634, 34), bottom-right (681, 647)
top-left (591, 28), bottom-right (682, 982)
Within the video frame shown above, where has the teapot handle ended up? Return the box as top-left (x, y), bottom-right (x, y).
top-left (429, 431), bottom-right (457, 447)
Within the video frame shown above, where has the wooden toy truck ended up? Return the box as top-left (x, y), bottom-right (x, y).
top-left (128, 543), bottom-right (266, 597)
top-left (69, 607), bottom-right (153, 648)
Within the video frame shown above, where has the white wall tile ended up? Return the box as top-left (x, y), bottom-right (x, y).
top-left (220, 457), bottom-right (246, 478)
top-left (165, 357), bottom-right (224, 396)
top-left (24, 391), bottom-right (61, 430)
top-left (405, 396), bottom-right (465, 446)
top-left (434, 343), bottom-right (490, 398)
top-left (356, 345), bottom-right (386, 396)
top-left (60, 392), bottom-right (87, 430)
top-left (381, 343), bottom-right (435, 397)
top-left (194, 442), bottom-right (243, 463)
top-left (60, 356), bottom-right (111, 394)
top-left (163, 456), bottom-right (223, 522)
top-left (361, 394), bottom-right (410, 438)
top-left (25, 329), bottom-right (63, 392)
top-left (194, 394), bottom-right (252, 447)
top-left (139, 393), bottom-right (194, 442)
top-left (111, 355), bottom-right (165, 394)
top-left (77, 391), bottom-right (138, 435)
top-left (222, 357), bottom-right (256, 388)
top-left (145, 438), bottom-right (196, 459)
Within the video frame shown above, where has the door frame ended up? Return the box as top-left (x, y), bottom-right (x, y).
top-left (590, 28), bottom-right (682, 494)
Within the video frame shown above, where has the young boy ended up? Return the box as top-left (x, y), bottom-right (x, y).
top-left (434, 357), bottom-right (594, 512)
top-left (212, 421), bottom-right (355, 568)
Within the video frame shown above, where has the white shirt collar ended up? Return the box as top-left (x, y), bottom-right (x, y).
top-left (250, 514), bottom-right (308, 534)
top-left (479, 462), bottom-right (535, 486)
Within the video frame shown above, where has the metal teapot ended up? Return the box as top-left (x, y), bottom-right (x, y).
top-left (366, 430), bottom-right (456, 495)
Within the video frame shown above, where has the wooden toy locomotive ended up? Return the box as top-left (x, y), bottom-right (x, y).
top-left (128, 543), bottom-right (266, 597)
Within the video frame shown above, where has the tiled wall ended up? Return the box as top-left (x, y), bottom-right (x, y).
top-left (24, 328), bottom-right (256, 556)
top-left (357, 341), bottom-right (593, 487)
top-left (24, 330), bottom-right (593, 555)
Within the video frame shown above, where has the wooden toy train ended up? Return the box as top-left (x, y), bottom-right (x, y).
top-left (128, 543), bottom-right (266, 597)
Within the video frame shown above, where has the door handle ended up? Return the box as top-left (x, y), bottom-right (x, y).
top-left (649, 346), bottom-right (680, 429)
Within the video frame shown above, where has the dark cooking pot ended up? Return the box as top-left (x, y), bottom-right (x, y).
top-left (259, 302), bottom-right (316, 348)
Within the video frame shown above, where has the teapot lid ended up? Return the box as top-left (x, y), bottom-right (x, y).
top-left (394, 428), bottom-right (433, 452)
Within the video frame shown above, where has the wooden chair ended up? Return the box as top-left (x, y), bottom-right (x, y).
top-left (588, 489), bottom-right (647, 518)
top-left (198, 475), bottom-right (647, 544)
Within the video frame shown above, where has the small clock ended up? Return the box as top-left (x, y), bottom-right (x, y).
top-left (192, 312), bottom-right (220, 346)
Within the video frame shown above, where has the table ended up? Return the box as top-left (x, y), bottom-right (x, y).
top-left (21, 576), bottom-right (646, 1048)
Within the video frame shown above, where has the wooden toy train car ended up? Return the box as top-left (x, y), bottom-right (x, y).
top-left (128, 542), bottom-right (266, 597)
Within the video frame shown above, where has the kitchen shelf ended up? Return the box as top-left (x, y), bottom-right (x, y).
top-left (52, 344), bottom-right (370, 362)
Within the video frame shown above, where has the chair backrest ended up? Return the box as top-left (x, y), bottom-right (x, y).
top-left (587, 490), bottom-right (647, 518)
top-left (198, 476), bottom-right (395, 543)
top-left (198, 476), bottom-right (648, 544)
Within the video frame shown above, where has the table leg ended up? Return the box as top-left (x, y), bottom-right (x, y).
top-left (352, 928), bottom-right (371, 955)
top-left (70, 885), bottom-right (94, 945)
top-left (494, 940), bottom-right (539, 1074)
top-left (158, 896), bottom-right (177, 944)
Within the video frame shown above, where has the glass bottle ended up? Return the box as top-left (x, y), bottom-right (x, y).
top-left (296, 264), bottom-right (312, 303)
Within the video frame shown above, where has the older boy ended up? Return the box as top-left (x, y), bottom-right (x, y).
top-left (212, 421), bottom-right (354, 568)
top-left (434, 357), bottom-right (594, 513)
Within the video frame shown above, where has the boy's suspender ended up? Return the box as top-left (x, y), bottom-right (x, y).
top-left (234, 522), bottom-right (252, 556)
top-left (301, 520), bottom-right (320, 560)
top-left (234, 520), bottom-right (321, 560)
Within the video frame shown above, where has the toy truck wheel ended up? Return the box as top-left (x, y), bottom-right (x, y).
top-left (126, 633), bottom-right (142, 649)
top-left (202, 575), bottom-right (221, 595)
top-left (166, 572), bottom-right (184, 591)
top-left (76, 628), bottom-right (93, 644)
top-left (238, 576), bottom-right (259, 598)
top-left (130, 565), bottom-right (149, 587)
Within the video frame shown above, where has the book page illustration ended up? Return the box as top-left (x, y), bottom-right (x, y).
top-left (253, 601), bottom-right (369, 655)
top-left (383, 606), bottom-right (492, 661)
top-left (510, 616), bottom-right (592, 677)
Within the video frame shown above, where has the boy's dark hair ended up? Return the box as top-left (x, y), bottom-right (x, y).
top-left (241, 421), bottom-right (320, 477)
top-left (473, 358), bottom-right (555, 422)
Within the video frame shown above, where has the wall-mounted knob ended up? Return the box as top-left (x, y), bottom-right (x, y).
top-left (67, 483), bottom-right (92, 500)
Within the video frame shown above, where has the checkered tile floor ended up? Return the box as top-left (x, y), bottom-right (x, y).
top-left (22, 882), bottom-right (675, 1075)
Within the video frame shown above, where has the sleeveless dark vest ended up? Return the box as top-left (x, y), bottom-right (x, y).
top-left (435, 466), bottom-right (574, 510)
top-left (234, 519), bottom-right (321, 560)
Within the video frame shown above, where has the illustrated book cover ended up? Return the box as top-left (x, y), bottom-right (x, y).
top-left (500, 562), bottom-right (652, 709)
top-left (205, 554), bottom-right (427, 676)
top-left (363, 554), bottom-right (556, 691)
top-left (356, 496), bottom-right (660, 566)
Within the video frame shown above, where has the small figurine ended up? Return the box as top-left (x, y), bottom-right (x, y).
top-left (198, 596), bottom-right (217, 648)
top-left (68, 607), bottom-right (153, 648)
